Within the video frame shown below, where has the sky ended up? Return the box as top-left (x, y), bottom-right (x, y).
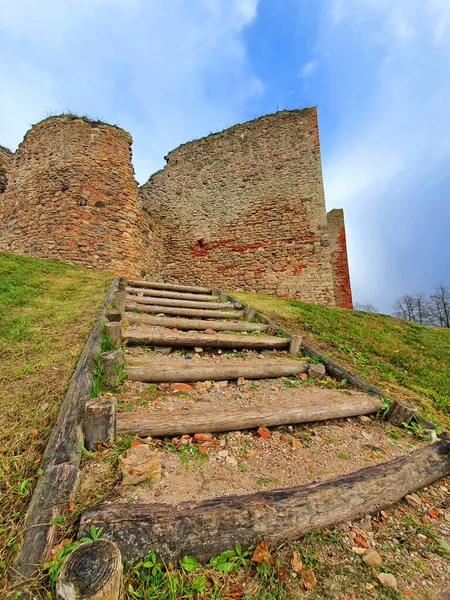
top-left (0, 0), bottom-right (449, 312)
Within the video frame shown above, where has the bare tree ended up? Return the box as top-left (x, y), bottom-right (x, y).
top-left (393, 292), bottom-right (431, 324)
top-left (429, 284), bottom-right (450, 328)
top-left (354, 302), bottom-right (378, 313)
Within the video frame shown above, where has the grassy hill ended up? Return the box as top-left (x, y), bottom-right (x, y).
top-left (0, 253), bottom-right (111, 585)
top-left (231, 292), bottom-right (450, 429)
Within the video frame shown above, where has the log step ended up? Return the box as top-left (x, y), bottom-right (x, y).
top-left (126, 360), bottom-right (309, 383)
top-left (79, 439), bottom-right (450, 563)
top-left (124, 313), bottom-right (269, 332)
top-left (126, 302), bottom-right (244, 320)
top-left (127, 280), bottom-right (212, 295)
top-left (126, 295), bottom-right (234, 310)
top-left (123, 328), bottom-right (289, 350)
top-left (126, 287), bottom-right (219, 302)
top-left (117, 393), bottom-right (382, 437)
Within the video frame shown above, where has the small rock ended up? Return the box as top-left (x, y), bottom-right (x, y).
top-left (204, 328), bottom-right (215, 334)
top-left (120, 445), bottom-right (161, 485)
top-left (291, 437), bottom-right (303, 450)
top-left (194, 433), bottom-right (212, 441)
top-left (417, 534), bottom-right (427, 541)
top-left (214, 380), bottom-right (228, 389)
top-left (226, 455), bottom-right (238, 467)
top-left (204, 380), bottom-right (213, 389)
top-left (195, 382), bottom-right (206, 392)
top-left (359, 415), bottom-right (372, 423)
top-left (218, 450), bottom-right (229, 458)
top-left (257, 426), bottom-right (271, 438)
top-left (170, 383), bottom-right (193, 392)
top-left (237, 376), bottom-right (246, 386)
top-left (405, 493), bottom-right (422, 510)
top-left (377, 573), bottom-right (397, 590)
top-left (154, 346), bottom-right (172, 355)
top-left (351, 547), bottom-right (366, 555)
top-left (308, 363), bottom-right (326, 380)
top-left (194, 347), bottom-right (204, 353)
top-left (358, 517), bottom-right (373, 533)
top-left (362, 549), bottom-right (382, 567)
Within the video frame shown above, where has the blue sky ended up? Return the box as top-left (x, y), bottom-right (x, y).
top-left (1, 0), bottom-right (449, 312)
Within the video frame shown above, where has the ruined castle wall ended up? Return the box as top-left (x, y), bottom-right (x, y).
top-left (327, 209), bottom-right (353, 309)
top-left (0, 146), bottom-right (12, 194)
top-left (0, 116), bottom-right (161, 277)
top-left (140, 108), bottom-right (339, 306)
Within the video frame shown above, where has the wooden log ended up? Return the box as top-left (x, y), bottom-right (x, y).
top-left (118, 277), bottom-right (127, 292)
top-left (124, 313), bottom-right (269, 332)
top-left (123, 328), bottom-right (290, 350)
top-left (101, 349), bottom-right (123, 386)
top-left (105, 322), bottom-right (122, 349)
top-left (126, 361), bottom-right (309, 383)
top-left (127, 280), bottom-right (212, 294)
top-left (43, 279), bottom-right (118, 469)
top-left (244, 307), bottom-right (256, 321)
top-left (79, 439), bottom-right (450, 563)
top-left (117, 393), bottom-right (382, 437)
top-left (126, 302), bottom-right (243, 320)
top-left (114, 291), bottom-right (126, 314)
top-left (385, 398), bottom-right (419, 427)
top-left (106, 309), bottom-right (122, 322)
top-left (127, 287), bottom-right (219, 302)
top-left (83, 397), bottom-right (117, 450)
top-left (12, 465), bottom-right (81, 586)
top-left (56, 539), bottom-right (122, 600)
top-left (126, 295), bottom-right (232, 310)
top-left (289, 335), bottom-right (302, 355)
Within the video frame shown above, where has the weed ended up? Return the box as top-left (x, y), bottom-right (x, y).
top-left (337, 452), bottom-right (349, 460)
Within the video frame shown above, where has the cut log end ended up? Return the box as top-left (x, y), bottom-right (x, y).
top-left (83, 397), bottom-right (117, 451)
top-left (385, 398), bottom-right (419, 428)
top-left (105, 322), bottom-right (122, 349)
top-left (56, 539), bottom-right (122, 600)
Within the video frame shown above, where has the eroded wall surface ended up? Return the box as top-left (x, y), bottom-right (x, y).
top-left (327, 208), bottom-right (353, 309)
top-left (0, 146), bottom-right (12, 194)
top-left (140, 108), bottom-right (339, 306)
top-left (0, 116), bottom-right (160, 277)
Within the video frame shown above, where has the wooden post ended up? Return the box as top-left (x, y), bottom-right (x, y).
top-left (114, 291), bottom-right (126, 314)
top-left (105, 322), bottom-right (122, 349)
top-left (118, 277), bottom-right (127, 292)
top-left (106, 309), bottom-right (122, 322)
top-left (56, 539), bottom-right (122, 600)
top-left (385, 398), bottom-right (419, 427)
top-left (101, 350), bottom-right (123, 386)
top-left (83, 397), bottom-right (117, 450)
top-left (244, 307), bottom-right (256, 321)
top-left (289, 335), bottom-right (302, 355)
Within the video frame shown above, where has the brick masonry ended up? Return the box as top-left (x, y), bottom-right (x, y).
top-left (140, 108), bottom-right (351, 307)
top-left (327, 209), bottom-right (353, 309)
top-left (0, 109), bottom-right (352, 307)
top-left (0, 116), bottom-right (160, 277)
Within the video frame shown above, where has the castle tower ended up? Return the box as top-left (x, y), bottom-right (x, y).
top-left (0, 115), bottom-right (158, 276)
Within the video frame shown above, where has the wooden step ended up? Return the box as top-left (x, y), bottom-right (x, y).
top-left (126, 360), bottom-right (309, 383)
top-left (123, 328), bottom-right (289, 350)
top-left (124, 313), bottom-right (269, 332)
top-left (126, 287), bottom-right (219, 302)
top-left (117, 394), bottom-right (382, 437)
top-left (126, 302), bottom-right (243, 320)
top-left (79, 440), bottom-right (450, 563)
top-left (126, 295), bottom-right (234, 310)
top-left (127, 280), bottom-right (212, 295)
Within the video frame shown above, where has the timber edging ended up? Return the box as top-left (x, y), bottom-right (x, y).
top-left (10, 278), bottom-right (118, 591)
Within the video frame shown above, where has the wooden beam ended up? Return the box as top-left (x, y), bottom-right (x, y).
top-left (126, 287), bottom-right (219, 302)
top-left (126, 302), bottom-right (243, 320)
top-left (56, 540), bottom-right (122, 600)
top-left (101, 349), bottom-right (123, 387)
top-left (117, 393), bottom-right (382, 437)
top-left (289, 335), bottom-right (302, 355)
top-left (124, 313), bottom-right (269, 332)
top-left (78, 439), bottom-right (450, 563)
top-left (126, 295), bottom-right (233, 310)
top-left (114, 291), bottom-right (126, 314)
top-left (105, 322), bottom-right (122, 349)
top-left (127, 280), bottom-right (212, 294)
top-left (123, 328), bottom-right (289, 350)
top-left (126, 361), bottom-right (309, 383)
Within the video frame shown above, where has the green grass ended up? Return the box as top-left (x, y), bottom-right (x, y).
top-left (230, 292), bottom-right (450, 426)
top-left (0, 253), bottom-right (111, 587)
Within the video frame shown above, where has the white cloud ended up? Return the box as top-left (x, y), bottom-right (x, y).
top-left (299, 60), bottom-right (318, 78)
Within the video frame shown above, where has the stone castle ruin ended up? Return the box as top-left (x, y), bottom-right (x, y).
top-left (0, 108), bottom-right (352, 308)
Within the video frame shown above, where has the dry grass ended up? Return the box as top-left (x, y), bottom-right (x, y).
top-left (0, 253), bottom-right (111, 587)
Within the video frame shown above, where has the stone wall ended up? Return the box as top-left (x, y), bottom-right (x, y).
top-left (0, 116), bottom-right (160, 277)
top-left (327, 209), bottom-right (353, 309)
top-left (0, 146), bottom-right (12, 194)
top-left (140, 108), bottom-right (346, 306)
